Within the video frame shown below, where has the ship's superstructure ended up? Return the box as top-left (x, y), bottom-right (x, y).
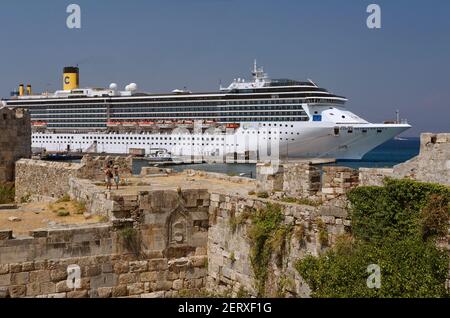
top-left (2, 62), bottom-right (411, 160)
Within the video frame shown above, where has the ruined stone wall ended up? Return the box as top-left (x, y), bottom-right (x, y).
top-left (0, 188), bottom-right (210, 298)
top-left (185, 169), bottom-right (256, 185)
top-left (282, 162), bottom-right (321, 198)
top-left (321, 166), bottom-right (359, 200)
top-left (256, 162), bottom-right (359, 202)
top-left (15, 156), bottom-right (134, 202)
top-left (393, 133), bottom-right (450, 185)
top-left (15, 159), bottom-right (83, 202)
top-left (0, 249), bottom-right (206, 298)
top-left (359, 168), bottom-right (395, 186)
top-left (0, 108), bottom-right (31, 183)
top-left (206, 192), bottom-right (350, 297)
top-left (68, 178), bottom-right (113, 216)
top-left (79, 155), bottom-right (133, 181)
top-left (256, 162), bottom-right (284, 193)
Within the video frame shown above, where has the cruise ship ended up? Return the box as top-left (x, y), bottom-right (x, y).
top-left (2, 62), bottom-right (411, 160)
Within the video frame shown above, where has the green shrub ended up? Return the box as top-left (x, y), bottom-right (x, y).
top-left (248, 203), bottom-right (284, 296)
top-left (256, 192), bottom-right (269, 199)
top-left (296, 179), bottom-right (450, 298)
top-left (57, 210), bottom-right (70, 217)
top-left (119, 227), bottom-right (141, 256)
top-left (0, 183), bottom-right (15, 204)
top-left (56, 193), bottom-right (71, 203)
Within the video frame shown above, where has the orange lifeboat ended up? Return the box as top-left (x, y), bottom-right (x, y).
top-left (226, 123), bottom-right (240, 129)
top-left (32, 121), bottom-right (47, 127)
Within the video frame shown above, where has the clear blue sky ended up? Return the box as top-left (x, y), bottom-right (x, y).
top-left (1, 0), bottom-right (449, 136)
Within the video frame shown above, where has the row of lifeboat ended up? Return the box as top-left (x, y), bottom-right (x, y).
top-left (32, 121), bottom-right (48, 127)
top-left (32, 120), bottom-right (240, 130)
top-left (106, 120), bottom-right (239, 129)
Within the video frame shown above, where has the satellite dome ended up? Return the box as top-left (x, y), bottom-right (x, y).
top-left (109, 83), bottom-right (118, 90)
top-left (128, 83), bottom-right (137, 91)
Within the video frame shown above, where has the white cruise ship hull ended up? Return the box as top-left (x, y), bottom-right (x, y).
top-left (32, 122), bottom-right (410, 160)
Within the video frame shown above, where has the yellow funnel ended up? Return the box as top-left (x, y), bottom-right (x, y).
top-left (63, 66), bottom-right (79, 91)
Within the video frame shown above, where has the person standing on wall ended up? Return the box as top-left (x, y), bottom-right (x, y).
top-left (104, 164), bottom-right (113, 190)
top-left (113, 164), bottom-right (120, 190)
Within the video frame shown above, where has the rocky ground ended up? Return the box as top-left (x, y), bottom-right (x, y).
top-left (0, 202), bottom-right (104, 237)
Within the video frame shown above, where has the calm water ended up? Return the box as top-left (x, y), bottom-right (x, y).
top-left (134, 137), bottom-right (420, 177)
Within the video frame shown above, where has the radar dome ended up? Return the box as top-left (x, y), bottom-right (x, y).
top-left (109, 83), bottom-right (118, 90)
top-left (128, 83), bottom-right (137, 91)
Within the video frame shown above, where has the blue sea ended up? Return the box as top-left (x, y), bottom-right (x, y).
top-left (134, 137), bottom-right (420, 177)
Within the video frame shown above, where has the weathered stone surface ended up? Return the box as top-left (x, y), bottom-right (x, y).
top-left (67, 290), bottom-right (89, 298)
top-left (0, 274), bottom-right (11, 286)
top-left (118, 273), bottom-right (138, 285)
top-left (11, 272), bottom-right (29, 285)
top-left (127, 282), bottom-right (144, 295)
top-left (111, 285), bottom-right (128, 297)
top-left (141, 291), bottom-right (164, 298)
top-left (140, 271), bottom-right (158, 282)
top-left (97, 287), bottom-right (112, 298)
top-left (129, 261), bottom-right (147, 273)
top-left (0, 265), bottom-right (9, 275)
top-left (55, 281), bottom-right (72, 293)
top-left (0, 287), bottom-right (10, 298)
top-left (0, 108), bottom-right (31, 184)
top-left (8, 285), bottom-right (26, 298)
top-left (30, 270), bottom-right (50, 283)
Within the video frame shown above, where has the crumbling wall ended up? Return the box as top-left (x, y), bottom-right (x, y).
top-left (15, 156), bottom-right (134, 202)
top-left (0, 108), bottom-right (31, 183)
top-left (0, 188), bottom-right (210, 298)
top-left (282, 162), bottom-right (321, 198)
top-left (393, 133), bottom-right (450, 185)
top-left (206, 192), bottom-right (351, 297)
top-left (79, 155), bottom-right (133, 181)
top-left (321, 166), bottom-right (359, 200)
top-left (15, 159), bottom-right (82, 202)
top-left (359, 168), bottom-right (395, 186)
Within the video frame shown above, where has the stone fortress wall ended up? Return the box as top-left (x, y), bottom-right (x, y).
top-left (0, 108), bottom-right (31, 183)
top-left (15, 155), bottom-right (133, 202)
top-left (0, 132), bottom-right (449, 298)
top-left (360, 133), bottom-right (450, 186)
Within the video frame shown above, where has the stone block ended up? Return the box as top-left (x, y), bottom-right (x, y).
top-left (0, 264), bottom-right (9, 275)
top-left (29, 270), bottom-right (50, 283)
top-left (129, 261), bottom-right (148, 272)
top-left (140, 271), bottom-right (158, 282)
top-left (173, 279), bottom-right (184, 290)
top-left (26, 282), bottom-right (41, 296)
top-left (8, 285), bottom-right (26, 298)
top-left (113, 261), bottom-right (129, 274)
top-left (48, 293), bottom-right (67, 298)
top-left (67, 290), bottom-right (89, 298)
top-left (0, 287), bottom-right (9, 298)
top-left (0, 274), bottom-right (11, 286)
top-left (119, 273), bottom-right (138, 285)
top-left (40, 282), bottom-right (56, 294)
top-left (111, 285), bottom-right (128, 297)
top-left (50, 269), bottom-right (67, 282)
top-left (22, 262), bottom-right (34, 272)
top-left (148, 259), bottom-right (168, 271)
top-left (11, 272), bottom-right (29, 285)
top-left (127, 283), bottom-right (144, 295)
top-left (141, 291), bottom-right (164, 298)
top-left (97, 287), bottom-right (112, 298)
top-left (9, 264), bottom-right (23, 273)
